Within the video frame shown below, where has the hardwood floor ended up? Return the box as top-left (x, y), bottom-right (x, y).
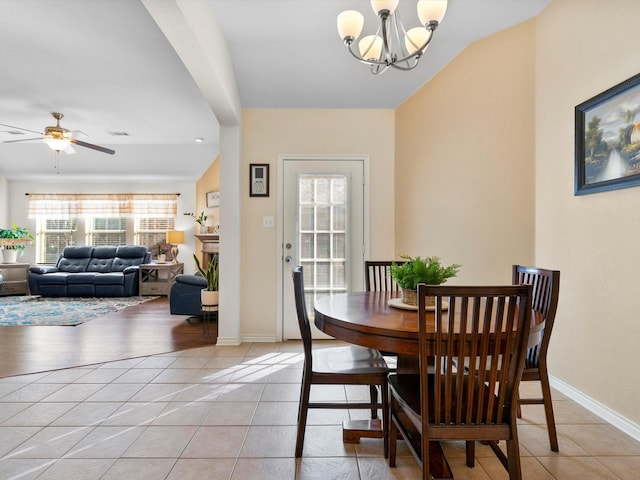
top-left (0, 297), bottom-right (216, 379)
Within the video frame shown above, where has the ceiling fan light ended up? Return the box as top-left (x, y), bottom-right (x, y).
top-left (337, 10), bottom-right (364, 41)
top-left (43, 136), bottom-right (71, 152)
top-left (417, 0), bottom-right (448, 25)
top-left (359, 35), bottom-right (383, 61)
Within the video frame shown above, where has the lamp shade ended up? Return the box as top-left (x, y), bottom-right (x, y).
top-left (359, 35), bottom-right (383, 61)
top-left (43, 137), bottom-right (71, 152)
top-left (417, 0), bottom-right (448, 25)
top-left (337, 10), bottom-right (364, 40)
top-left (166, 230), bottom-right (184, 244)
top-left (405, 27), bottom-right (430, 54)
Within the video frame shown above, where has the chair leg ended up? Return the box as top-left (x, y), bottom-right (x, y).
top-left (382, 379), bottom-right (389, 459)
top-left (505, 435), bottom-right (523, 480)
top-left (539, 369), bottom-right (559, 452)
top-left (295, 375), bottom-right (312, 457)
top-left (388, 402), bottom-right (398, 467)
top-left (466, 440), bottom-right (475, 467)
top-left (369, 385), bottom-right (379, 419)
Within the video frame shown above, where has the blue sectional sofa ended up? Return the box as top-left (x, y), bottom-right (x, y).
top-left (28, 245), bottom-right (150, 297)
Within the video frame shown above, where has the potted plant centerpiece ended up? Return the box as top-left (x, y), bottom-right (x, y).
top-left (184, 211), bottom-right (208, 234)
top-left (0, 223), bottom-right (34, 263)
top-left (154, 242), bottom-right (167, 263)
top-left (193, 253), bottom-right (219, 309)
top-left (390, 255), bottom-right (461, 306)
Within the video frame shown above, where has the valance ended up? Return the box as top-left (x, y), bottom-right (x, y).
top-left (27, 193), bottom-right (178, 219)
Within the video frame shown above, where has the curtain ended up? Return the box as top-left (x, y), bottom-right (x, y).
top-left (27, 193), bottom-right (178, 219)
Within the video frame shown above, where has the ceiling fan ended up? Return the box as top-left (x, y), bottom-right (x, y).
top-left (0, 112), bottom-right (115, 155)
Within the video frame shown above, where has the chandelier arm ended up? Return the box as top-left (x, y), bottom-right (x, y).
top-left (346, 42), bottom-right (391, 67)
top-left (394, 22), bottom-right (438, 65)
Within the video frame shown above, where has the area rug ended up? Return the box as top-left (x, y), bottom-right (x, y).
top-left (0, 296), bottom-right (158, 326)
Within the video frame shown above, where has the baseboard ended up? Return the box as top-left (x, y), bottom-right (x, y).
top-left (215, 337), bottom-right (242, 346)
top-left (240, 335), bottom-right (277, 343)
top-left (550, 374), bottom-right (640, 442)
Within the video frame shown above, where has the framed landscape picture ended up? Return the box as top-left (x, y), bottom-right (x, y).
top-left (575, 72), bottom-right (640, 195)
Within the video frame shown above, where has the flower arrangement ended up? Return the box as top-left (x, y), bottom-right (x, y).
top-left (184, 211), bottom-right (207, 225)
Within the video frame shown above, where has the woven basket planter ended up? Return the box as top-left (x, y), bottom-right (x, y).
top-left (401, 288), bottom-right (435, 307)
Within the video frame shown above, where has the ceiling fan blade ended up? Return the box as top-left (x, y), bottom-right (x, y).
top-left (64, 144), bottom-right (77, 155)
top-left (3, 137), bottom-right (45, 144)
top-left (0, 123), bottom-right (44, 136)
top-left (70, 138), bottom-right (115, 155)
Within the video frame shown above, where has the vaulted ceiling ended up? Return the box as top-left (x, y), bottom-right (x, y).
top-left (0, 0), bottom-right (549, 182)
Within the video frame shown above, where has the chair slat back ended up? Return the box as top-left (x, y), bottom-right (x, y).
top-left (365, 260), bottom-right (406, 293)
top-left (293, 266), bottom-right (313, 369)
top-left (419, 284), bottom-right (532, 427)
top-left (512, 265), bottom-right (560, 368)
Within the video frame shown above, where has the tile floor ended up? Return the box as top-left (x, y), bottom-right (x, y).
top-left (1, 341), bottom-right (639, 480)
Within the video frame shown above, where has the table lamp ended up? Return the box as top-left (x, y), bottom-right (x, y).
top-left (166, 230), bottom-right (185, 264)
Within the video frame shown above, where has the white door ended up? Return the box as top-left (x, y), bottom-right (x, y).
top-left (282, 158), bottom-right (365, 339)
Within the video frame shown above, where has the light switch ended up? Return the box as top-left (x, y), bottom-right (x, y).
top-left (263, 216), bottom-right (275, 228)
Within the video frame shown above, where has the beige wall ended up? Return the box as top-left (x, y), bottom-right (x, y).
top-left (395, 20), bottom-right (536, 284)
top-left (241, 109), bottom-right (395, 338)
top-left (192, 156), bottom-right (220, 267)
top-left (535, 0), bottom-right (640, 425)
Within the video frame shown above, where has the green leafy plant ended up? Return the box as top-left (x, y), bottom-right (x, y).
top-left (184, 211), bottom-right (207, 225)
top-left (193, 254), bottom-right (219, 291)
top-left (0, 223), bottom-right (34, 252)
top-left (390, 255), bottom-right (461, 290)
top-left (154, 242), bottom-right (167, 256)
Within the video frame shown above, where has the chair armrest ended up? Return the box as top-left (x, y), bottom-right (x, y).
top-left (29, 266), bottom-right (58, 274)
top-left (123, 266), bottom-right (140, 275)
top-left (174, 274), bottom-right (207, 288)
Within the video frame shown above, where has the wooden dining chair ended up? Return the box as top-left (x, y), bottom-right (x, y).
top-left (364, 260), bottom-right (407, 370)
top-left (364, 260), bottom-right (405, 293)
top-left (388, 284), bottom-right (532, 480)
top-left (292, 266), bottom-right (390, 458)
top-left (513, 264), bottom-right (560, 452)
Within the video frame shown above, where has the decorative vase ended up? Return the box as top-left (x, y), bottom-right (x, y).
top-left (201, 289), bottom-right (219, 311)
top-left (199, 224), bottom-right (208, 234)
top-left (157, 254), bottom-right (166, 263)
top-left (400, 288), bottom-right (435, 307)
top-left (2, 249), bottom-right (19, 263)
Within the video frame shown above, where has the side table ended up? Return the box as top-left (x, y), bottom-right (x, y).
top-left (0, 263), bottom-right (30, 296)
top-left (139, 262), bottom-right (184, 296)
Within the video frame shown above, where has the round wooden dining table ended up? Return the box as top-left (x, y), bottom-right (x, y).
top-left (313, 290), bottom-right (544, 480)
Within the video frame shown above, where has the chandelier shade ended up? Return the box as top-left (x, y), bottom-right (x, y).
top-left (337, 0), bottom-right (448, 74)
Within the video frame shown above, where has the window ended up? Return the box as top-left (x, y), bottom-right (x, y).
top-left (135, 218), bottom-right (174, 250)
top-left (28, 193), bottom-right (179, 264)
top-left (37, 219), bottom-right (77, 264)
top-left (87, 218), bottom-right (127, 246)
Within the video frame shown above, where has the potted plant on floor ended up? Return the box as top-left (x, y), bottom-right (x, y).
top-left (390, 255), bottom-right (461, 306)
top-left (0, 223), bottom-right (34, 263)
top-left (193, 253), bottom-right (219, 309)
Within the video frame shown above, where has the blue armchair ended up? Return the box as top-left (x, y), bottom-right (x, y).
top-left (169, 274), bottom-right (207, 316)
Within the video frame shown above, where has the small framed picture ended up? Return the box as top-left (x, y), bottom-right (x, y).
top-left (206, 190), bottom-right (220, 207)
top-left (250, 163), bottom-right (269, 197)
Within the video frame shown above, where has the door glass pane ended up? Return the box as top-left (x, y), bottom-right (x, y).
top-left (298, 174), bottom-right (349, 308)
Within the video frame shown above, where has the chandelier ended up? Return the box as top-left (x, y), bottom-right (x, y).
top-left (337, 0), bottom-right (448, 74)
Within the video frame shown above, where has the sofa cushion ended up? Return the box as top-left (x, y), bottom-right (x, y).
top-left (93, 273), bottom-right (125, 285)
top-left (112, 245), bottom-right (148, 272)
top-left (57, 246), bottom-right (93, 273)
top-left (32, 272), bottom-right (70, 285)
top-left (87, 246), bottom-right (117, 273)
top-left (67, 273), bottom-right (98, 284)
